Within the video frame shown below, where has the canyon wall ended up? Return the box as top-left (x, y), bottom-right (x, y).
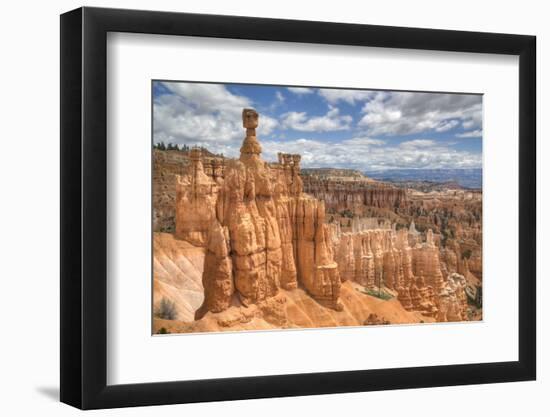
top-left (396, 191), bottom-right (482, 284)
top-left (153, 150), bottom-right (188, 233)
top-left (153, 149), bottom-right (225, 233)
top-left (302, 175), bottom-right (408, 212)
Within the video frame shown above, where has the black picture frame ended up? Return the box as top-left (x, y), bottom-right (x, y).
top-left (60, 6), bottom-right (536, 410)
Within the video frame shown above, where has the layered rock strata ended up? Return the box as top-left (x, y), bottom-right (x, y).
top-left (186, 109), bottom-right (343, 318)
top-left (153, 150), bottom-right (189, 232)
top-left (302, 175), bottom-right (407, 212)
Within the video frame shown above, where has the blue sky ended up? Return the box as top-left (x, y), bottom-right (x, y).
top-left (153, 81), bottom-right (482, 171)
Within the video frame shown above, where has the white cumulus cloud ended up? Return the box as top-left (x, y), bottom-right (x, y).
top-left (318, 88), bottom-right (377, 105)
top-left (358, 91), bottom-right (482, 136)
top-left (153, 82), bottom-right (277, 147)
top-left (287, 87), bottom-right (314, 95)
top-left (281, 106), bottom-right (352, 132)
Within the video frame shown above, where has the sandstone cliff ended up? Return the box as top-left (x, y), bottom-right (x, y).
top-left (302, 174), bottom-right (407, 212)
top-left (174, 147), bottom-right (219, 246)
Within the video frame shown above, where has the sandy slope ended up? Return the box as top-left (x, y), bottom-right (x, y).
top-left (153, 281), bottom-right (432, 334)
top-left (153, 233), bottom-right (205, 322)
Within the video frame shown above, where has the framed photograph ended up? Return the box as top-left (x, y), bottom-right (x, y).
top-left (60, 6), bottom-right (536, 410)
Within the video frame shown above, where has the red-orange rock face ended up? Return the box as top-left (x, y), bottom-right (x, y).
top-left (153, 149), bottom-right (225, 233)
top-left (302, 175), bottom-right (407, 212)
top-left (195, 221), bottom-right (233, 318)
top-left (179, 109), bottom-right (342, 317)
top-left (333, 229), bottom-right (414, 290)
top-left (174, 148), bottom-right (218, 246)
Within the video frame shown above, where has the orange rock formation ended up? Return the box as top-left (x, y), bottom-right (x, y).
top-left (174, 147), bottom-right (219, 246)
top-left (161, 108), bottom-right (474, 330)
top-left (186, 109), bottom-right (343, 319)
top-left (332, 226), bottom-right (467, 321)
top-left (153, 149), bottom-right (225, 233)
